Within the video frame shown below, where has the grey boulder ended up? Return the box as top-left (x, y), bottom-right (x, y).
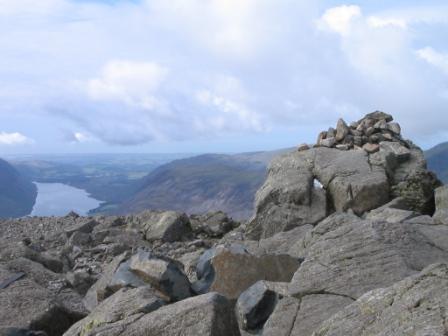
top-left (189, 211), bottom-right (237, 237)
top-left (236, 281), bottom-right (288, 332)
top-left (65, 219), bottom-right (99, 237)
top-left (68, 293), bottom-right (240, 336)
top-left (128, 211), bottom-right (192, 242)
top-left (128, 250), bottom-right (193, 302)
top-left (83, 252), bottom-right (145, 311)
top-left (246, 150), bottom-right (327, 239)
top-left (63, 286), bottom-right (166, 336)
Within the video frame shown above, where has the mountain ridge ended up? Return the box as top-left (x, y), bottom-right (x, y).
top-left (0, 158), bottom-right (37, 218)
top-left (115, 149), bottom-right (291, 219)
top-left (426, 141), bottom-right (448, 184)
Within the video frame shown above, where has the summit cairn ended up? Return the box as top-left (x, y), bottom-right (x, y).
top-left (247, 111), bottom-right (441, 239)
top-left (316, 111), bottom-right (403, 153)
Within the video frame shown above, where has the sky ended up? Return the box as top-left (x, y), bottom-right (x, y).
top-left (0, 0), bottom-right (448, 154)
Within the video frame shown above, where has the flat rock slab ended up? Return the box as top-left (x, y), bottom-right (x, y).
top-left (262, 294), bottom-right (353, 336)
top-left (289, 213), bottom-right (448, 300)
top-left (314, 263), bottom-right (448, 336)
top-left (365, 207), bottom-right (418, 223)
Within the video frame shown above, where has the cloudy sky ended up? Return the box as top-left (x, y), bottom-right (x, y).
top-left (0, 0), bottom-right (447, 154)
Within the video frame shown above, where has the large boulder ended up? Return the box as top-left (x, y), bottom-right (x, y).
top-left (372, 142), bottom-right (442, 214)
top-left (127, 211), bottom-right (192, 242)
top-left (245, 150), bottom-right (327, 239)
top-left (189, 211), bottom-right (237, 237)
top-left (193, 244), bottom-right (300, 299)
top-left (236, 281), bottom-right (289, 332)
top-left (65, 293), bottom-right (240, 336)
top-left (128, 250), bottom-right (193, 302)
top-left (312, 147), bottom-right (389, 214)
top-left (246, 147), bottom-right (389, 239)
top-left (314, 263), bottom-right (448, 336)
top-left (84, 250), bottom-right (192, 310)
top-left (63, 286), bottom-right (166, 336)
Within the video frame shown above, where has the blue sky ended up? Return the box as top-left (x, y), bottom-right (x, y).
top-left (0, 0), bottom-right (447, 154)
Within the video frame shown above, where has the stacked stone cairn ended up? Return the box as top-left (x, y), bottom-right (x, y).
top-left (299, 111), bottom-right (404, 154)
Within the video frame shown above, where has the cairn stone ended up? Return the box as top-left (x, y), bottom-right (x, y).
top-left (315, 111), bottom-right (402, 152)
top-left (335, 119), bottom-right (349, 141)
top-left (297, 143), bottom-right (310, 151)
top-left (320, 137), bottom-right (336, 148)
top-left (364, 111), bottom-right (393, 122)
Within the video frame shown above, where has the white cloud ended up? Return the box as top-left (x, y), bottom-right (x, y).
top-left (318, 5), bottom-right (361, 35)
top-left (195, 89), bottom-right (264, 133)
top-left (1, 0), bottom-right (448, 150)
top-left (417, 47), bottom-right (448, 75)
top-left (0, 132), bottom-right (33, 145)
top-left (73, 132), bottom-right (93, 143)
top-left (86, 60), bottom-right (169, 110)
top-left (367, 16), bottom-right (407, 29)
top-left (145, 0), bottom-right (283, 59)
top-left (318, 5), bottom-right (412, 80)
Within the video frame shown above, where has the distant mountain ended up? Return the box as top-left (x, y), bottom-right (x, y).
top-left (116, 149), bottom-right (291, 220)
top-left (426, 142), bottom-right (448, 184)
top-left (0, 158), bottom-right (37, 218)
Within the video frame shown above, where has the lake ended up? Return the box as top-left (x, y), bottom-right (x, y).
top-left (31, 182), bottom-right (103, 217)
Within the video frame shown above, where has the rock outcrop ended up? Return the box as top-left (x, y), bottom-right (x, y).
top-left (247, 112), bottom-right (441, 239)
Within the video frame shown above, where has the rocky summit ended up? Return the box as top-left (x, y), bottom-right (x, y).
top-left (1, 112), bottom-right (448, 336)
